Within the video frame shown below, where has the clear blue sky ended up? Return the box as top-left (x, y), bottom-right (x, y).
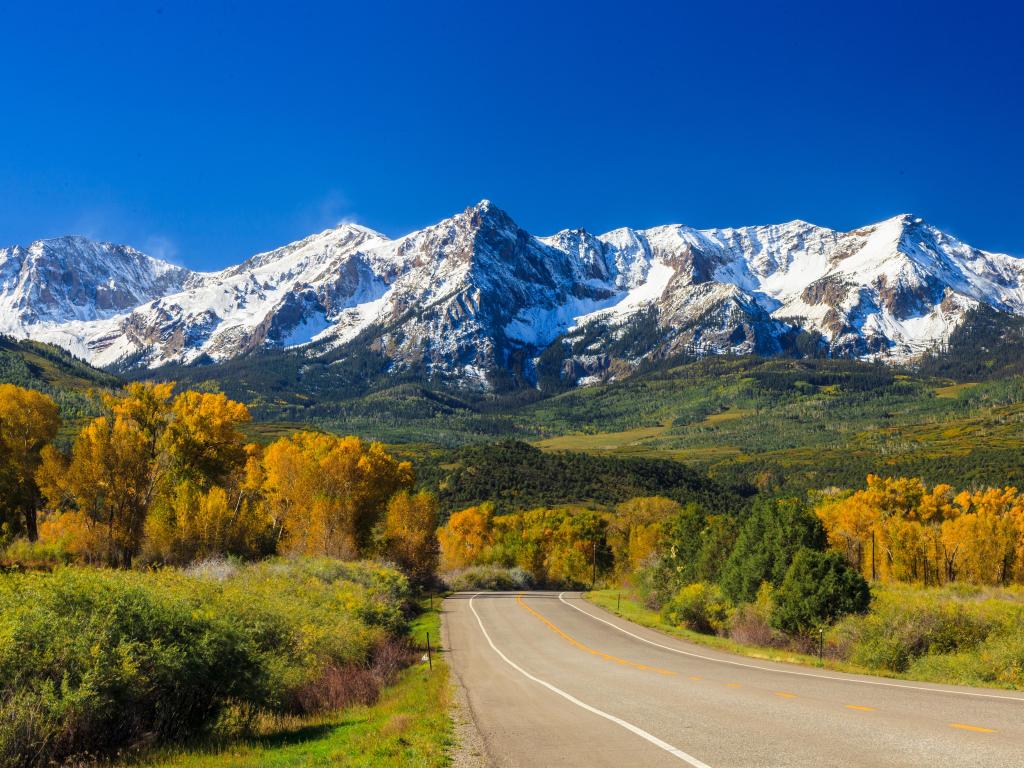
top-left (2, 1), bottom-right (1022, 269)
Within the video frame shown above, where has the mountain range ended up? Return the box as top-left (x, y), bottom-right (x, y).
top-left (2, 200), bottom-right (1023, 389)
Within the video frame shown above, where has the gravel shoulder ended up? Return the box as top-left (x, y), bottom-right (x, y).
top-left (441, 604), bottom-right (491, 768)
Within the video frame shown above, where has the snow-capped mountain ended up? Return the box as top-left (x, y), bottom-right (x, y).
top-left (0, 236), bottom-right (195, 358)
top-left (2, 202), bottom-right (1023, 388)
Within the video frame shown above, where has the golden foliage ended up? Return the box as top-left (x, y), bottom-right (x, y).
top-left (382, 490), bottom-right (440, 586)
top-left (439, 504), bottom-right (606, 587)
top-left (35, 382), bottom-right (254, 566)
top-left (817, 475), bottom-right (1024, 586)
top-left (438, 503), bottom-right (495, 571)
top-left (163, 390), bottom-right (251, 485)
top-left (38, 414), bottom-right (155, 566)
top-left (262, 432), bottom-right (414, 559)
top-left (143, 481), bottom-right (272, 564)
top-left (607, 496), bottom-right (681, 576)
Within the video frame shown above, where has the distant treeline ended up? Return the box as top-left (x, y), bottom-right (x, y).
top-left (416, 440), bottom-right (744, 516)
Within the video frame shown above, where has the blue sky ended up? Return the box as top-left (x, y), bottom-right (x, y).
top-left (2, 1), bottom-right (1022, 269)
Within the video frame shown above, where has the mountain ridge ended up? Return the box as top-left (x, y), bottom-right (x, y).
top-left (3, 201), bottom-right (1023, 389)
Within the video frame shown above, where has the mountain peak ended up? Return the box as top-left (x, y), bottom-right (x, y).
top-left (331, 221), bottom-right (386, 239)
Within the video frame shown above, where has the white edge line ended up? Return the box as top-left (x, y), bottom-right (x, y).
top-left (558, 592), bottom-right (1024, 704)
top-left (468, 593), bottom-right (711, 768)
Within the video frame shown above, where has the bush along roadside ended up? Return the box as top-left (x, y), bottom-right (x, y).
top-left (132, 593), bottom-right (455, 768)
top-left (0, 558), bottom-right (421, 768)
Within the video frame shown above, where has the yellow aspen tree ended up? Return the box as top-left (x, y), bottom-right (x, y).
top-left (0, 384), bottom-right (60, 541)
top-left (383, 490), bottom-right (440, 587)
top-left (438, 503), bottom-right (495, 570)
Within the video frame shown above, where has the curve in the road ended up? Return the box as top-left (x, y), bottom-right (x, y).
top-left (468, 593), bottom-right (713, 767)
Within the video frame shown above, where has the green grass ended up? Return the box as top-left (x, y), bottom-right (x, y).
top-left (134, 598), bottom-right (453, 768)
top-left (934, 382), bottom-right (979, 398)
top-left (534, 423), bottom-right (670, 452)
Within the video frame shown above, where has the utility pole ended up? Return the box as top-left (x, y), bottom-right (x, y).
top-left (871, 531), bottom-right (876, 581)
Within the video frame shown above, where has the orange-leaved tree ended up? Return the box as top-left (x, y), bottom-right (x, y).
top-left (817, 475), bottom-right (1024, 585)
top-left (36, 381), bottom-right (254, 566)
top-left (0, 384), bottom-right (60, 541)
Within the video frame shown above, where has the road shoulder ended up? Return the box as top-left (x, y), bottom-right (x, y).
top-left (442, 601), bottom-right (492, 768)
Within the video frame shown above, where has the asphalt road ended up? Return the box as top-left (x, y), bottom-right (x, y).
top-left (443, 591), bottom-right (1024, 768)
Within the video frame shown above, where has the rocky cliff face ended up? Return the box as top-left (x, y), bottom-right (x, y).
top-left (2, 203), bottom-right (1022, 388)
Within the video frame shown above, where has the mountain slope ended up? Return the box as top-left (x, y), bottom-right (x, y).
top-left (2, 203), bottom-right (1023, 389)
top-left (0, 236), bottom-right (194, 360)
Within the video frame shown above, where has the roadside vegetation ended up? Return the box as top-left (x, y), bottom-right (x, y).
top-left (589, 583), bottom-right (1024, 689)
top-left (133, 597), bottom-right (452, 768)
top-left (0, 559), bottom-right (418, 767)
top-left (0, 381), bottom-right (448, 767)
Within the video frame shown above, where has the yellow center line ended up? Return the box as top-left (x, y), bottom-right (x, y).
top-left (775, 692), bottom-right (797, 699)
top-left (688, 676), bottom-right (703, 681)
top-left (515, 594), bottom-right (677, 676)
top-left (949, 723), bottom-right (995, 733)
top-left (846, 705), bottom-right (877, 712)
top-left (725, 683), bottom-right (742, 689)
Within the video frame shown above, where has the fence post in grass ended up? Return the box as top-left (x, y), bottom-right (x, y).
top-left (426, 631), bottom-right (433, 671)
top-left (818, 628), bottom-right (824, 665)
top-left (617, 592), bottom-right (621, 612)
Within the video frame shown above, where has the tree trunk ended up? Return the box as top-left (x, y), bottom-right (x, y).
top-left (23, 507), bottom-right (38, 542)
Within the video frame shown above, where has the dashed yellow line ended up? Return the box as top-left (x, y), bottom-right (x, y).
top-left (515, 595), bottom-right (999, 734)
top-left (949, 723), bottom-right (995, 733)
top-left (515, 594), bottom-right (676, 676)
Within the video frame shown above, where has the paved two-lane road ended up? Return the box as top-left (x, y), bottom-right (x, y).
top-left (444, 591), bottom-right (1024, 767)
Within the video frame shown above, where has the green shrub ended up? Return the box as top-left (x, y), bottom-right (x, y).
top-left (0, 568), bottom-right (262, 767)
top-left (444, 565), bottom-right (534, 591)
top-left (0, 558), bottom-right (412, 767)
top-left (662, 582), bottom-right (733, 634)
top-left (0, 538), bottom-right (72, 567)
top-left (770, 548), bottom-right (869, 634)
top-left (907, 632), bottom-right (1024, 689)
top-left (833, 586), bottom-right (1012, 673)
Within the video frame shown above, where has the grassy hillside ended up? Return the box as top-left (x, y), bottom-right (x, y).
top-left (0, 335), bottom-right (118, 392)
top-left (0, 335), bottom-right (120, 434)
